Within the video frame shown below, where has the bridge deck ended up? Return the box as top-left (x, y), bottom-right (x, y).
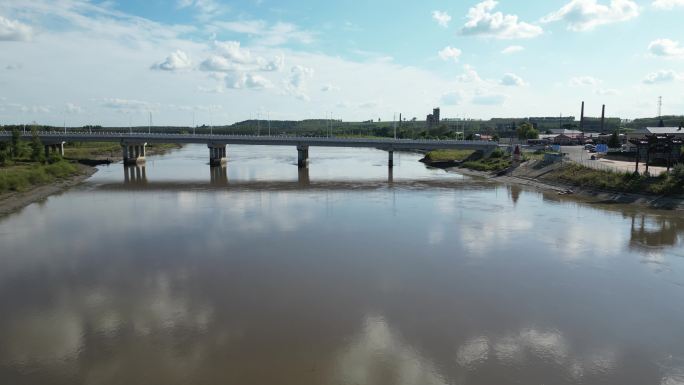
top-left (0, 132), bottom-right (497, 151)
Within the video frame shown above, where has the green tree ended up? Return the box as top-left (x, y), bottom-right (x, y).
top-left (0, 142), bottom-right (10, 164)
top-left (30, 127), bottom-right (44, 163)
top-left (516, 122), bottom-right (539, 140)
top-left (608, 132), bottom-right (621, 148)
top-left (11, 128), bottom-right (21, 159)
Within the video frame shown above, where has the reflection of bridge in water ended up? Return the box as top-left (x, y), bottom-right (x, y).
top-left (123, 165), bottom-right (147, 185)
top-left (105, 164), bottom-right (491, 191)
top-left (629, 213), bottom-right (684, 250)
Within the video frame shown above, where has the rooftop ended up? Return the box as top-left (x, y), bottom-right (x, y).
top-left (638, 127), bottom-right (684, 135)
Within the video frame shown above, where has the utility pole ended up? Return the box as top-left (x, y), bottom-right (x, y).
top-left (393, 113), bottom-right (397, 139)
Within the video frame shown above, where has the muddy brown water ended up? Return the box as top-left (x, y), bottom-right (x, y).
top-left (1, 145), bottom-right (682, 385)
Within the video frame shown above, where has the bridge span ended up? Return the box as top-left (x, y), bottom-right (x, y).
top-left (0, 131), bottom-right (498, 167)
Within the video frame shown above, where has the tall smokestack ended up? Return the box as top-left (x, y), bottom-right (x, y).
top-left (580, 101), bottom-right (585, 134)
top-left (601, 104), bottom-right (605, 132)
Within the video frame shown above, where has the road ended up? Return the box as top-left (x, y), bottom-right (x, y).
top-left (562, 145), bottom-right (668, 176)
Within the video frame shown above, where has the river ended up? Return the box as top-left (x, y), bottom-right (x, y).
top-left (1, 145), bottom-right (683, 385)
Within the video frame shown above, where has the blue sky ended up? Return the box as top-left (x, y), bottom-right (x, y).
top-left (0, 0), bottom-right (683, 126)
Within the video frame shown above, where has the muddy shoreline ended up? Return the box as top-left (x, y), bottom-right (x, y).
top-left (0, 144), bottom-right (182, 217)
top-left (0, 164), bottom-right (97, 218)
top-left (444, 163), bottom-right (684, 211)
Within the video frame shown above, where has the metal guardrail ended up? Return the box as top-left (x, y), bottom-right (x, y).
top-left (567, 158), bottom-right (618, 172)
top-left (0, 131), bottom-right (498, 147)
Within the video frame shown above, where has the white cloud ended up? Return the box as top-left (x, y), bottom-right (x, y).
top-left (213, 40), bottom-right (254, 64)
top-left (441, 91), bottom-right (463, 106)
top-left (200, 41), bottom-right (284, 73)
top-left (176, 0), bottom-right (224, 21)
top-left (101, 98), bottom-right (156, 113)
top-left (200, 55), bottom-right (239, 72)
top-left (652, 0), bottom-right (684, 9)
top-left (432, 10), bottom-right (452, 28)
top-left (65, 103), bottom-right (83, 113)
top-left (438, 46), bottom-right (462, 62)
top-left (1, 103), bottom-right (51, 113)
top-left (321, 84), bottom-right (340, 92)
top-left (648, 39), bottom-right (684, 58)
top-left (457, 65), bottom-right (483, 83)
top-left (500, 73), bottom-right (526, 86)
top-left (0, 16), bottom-right (33, 41)
top-left (569, 75), bottom-right (602, 86)
top-left (225, 72), bottom-right (272, 89)
top-left (461, 0), bottom-right (543, 39)
top-left (261, 54), bottom-right (284, 71)
top-left (359, 101), bottom-right (379, 109)
top-left (213, 20), bottom-right (314, 46)
top-left (472, 93), bottom-right (506, 105)
top-left (595, 88), bottom-right (620, 95)
top-left (285, 65), bottom-right (314, 100)
top-left (642, 70), bottom-right (682, 84)
top-left (151, 50), bottom-right (193, 71)
top-left (173, 104), bottom-right (223, 113)
top-left (501, 45), bottom-right (524, 54)
top-left (542, 0), bottom-right (639, 31)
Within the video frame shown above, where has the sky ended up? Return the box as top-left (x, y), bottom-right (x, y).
top-left (0, 0), bottom-right (683, 126)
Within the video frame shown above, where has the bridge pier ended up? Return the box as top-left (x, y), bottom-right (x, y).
top-left (121, 142), bottom-right (146, 165)
top-left (208, 144), bottom-right (227, 166)
top-left (297, 145), bottom-right (309, 168)
top-left (388, 150), bottom-right (394, 168)
top-left (44, 142), bottom-right (65, 158)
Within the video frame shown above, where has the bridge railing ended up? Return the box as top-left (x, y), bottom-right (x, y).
top-left (0, 130), bottom-right (498, 146)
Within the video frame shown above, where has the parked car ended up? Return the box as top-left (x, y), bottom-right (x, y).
top-left (584, 144), bottom-right (595, 151)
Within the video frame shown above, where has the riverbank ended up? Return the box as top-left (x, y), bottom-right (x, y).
top-left (65, 142), bottom-right (182, 164)
top-left (444, 161), bottom-right (684, 210)
top-left (0, 163), bottom-right (97, 217)
top-left (0, 143), bottom-right (182, 217)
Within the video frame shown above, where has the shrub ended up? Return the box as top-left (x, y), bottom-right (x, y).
top-left (489, 148), bottom-right (505, 159)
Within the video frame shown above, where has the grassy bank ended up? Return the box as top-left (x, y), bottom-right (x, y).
top-left (545, 163), bottom-right (684, 195)
top-left (461, 148), bottom-right (511, 172)
top-left (423, 149), bottom-right (475, 163)
top-left (462, 157), bottom-right (512, 172)
top-left (64, 142), bottom-right (181, 160)
top-left (0, 160), bottom-right (79, 193)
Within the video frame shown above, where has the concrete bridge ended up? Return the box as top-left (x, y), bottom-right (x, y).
top-left (0, 131), bottom-right (498, 167)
